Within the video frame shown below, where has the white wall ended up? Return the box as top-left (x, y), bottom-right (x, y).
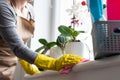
top-left (31, 0), bottom-right (53, 51)
top-left (31, 0), bottom-right (61, 52)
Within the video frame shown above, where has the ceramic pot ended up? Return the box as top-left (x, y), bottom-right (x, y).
top-left (65, 42), bottom-right (84, 56)
top-left (49, 42), bottom-right (89, 58)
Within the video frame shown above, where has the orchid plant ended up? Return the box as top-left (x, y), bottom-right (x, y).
top-left (36, 0), bottom-right (89, 55)
top-left (56, 0), bottom-right (89, 54)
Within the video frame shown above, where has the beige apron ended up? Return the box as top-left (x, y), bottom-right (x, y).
top-left (0, 12), bottom-right (35, 80)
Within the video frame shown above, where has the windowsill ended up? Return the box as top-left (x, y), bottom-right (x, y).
top-left (24, 55), bottom-right (120, 80)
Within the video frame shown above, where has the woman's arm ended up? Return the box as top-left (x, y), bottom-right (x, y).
top-left (0, 1), bottom-right (37, 64)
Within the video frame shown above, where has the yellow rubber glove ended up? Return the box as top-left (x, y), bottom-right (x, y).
top-left (19, 59), bottom-right (40, 75)
top-left (34, 54), bottom-right (83, 71)
top-left (55, 54), bottom-right (83, 71)
top-left (34, 54), bottom-right (56, 70)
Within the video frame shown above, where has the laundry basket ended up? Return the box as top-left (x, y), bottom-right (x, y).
top-left (92, 21), bottom-right (120, 59)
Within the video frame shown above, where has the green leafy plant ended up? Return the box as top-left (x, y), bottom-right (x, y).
top-left (35, 39), bottom-right (56, 54)
top-left (58, 25), bottom-right (85, 41)
top-left (56, 25), bottom-right (85, 54)
top-left (35, 25), bottom-right (85, 55)
top-left (35, 0), bottom-right (87, 55)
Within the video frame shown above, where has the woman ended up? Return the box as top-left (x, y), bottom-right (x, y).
top-left (0, 0), bottom-right (83, 80)
top-left (0, 0), bottom-right (37, 79)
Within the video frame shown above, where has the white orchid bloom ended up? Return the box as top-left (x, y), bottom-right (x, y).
top-left (66, 1), bottom-right (88, 19)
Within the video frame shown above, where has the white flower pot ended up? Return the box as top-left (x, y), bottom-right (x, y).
top-left (49, 42), bottom-right (89, 58)
top-left (49, 46), bottom-right (63, 58)
top-left (65, 42), bottom-right (84, 56)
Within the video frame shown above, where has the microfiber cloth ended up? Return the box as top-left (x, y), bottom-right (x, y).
top-left (60, 58), bottom-right (90, 74)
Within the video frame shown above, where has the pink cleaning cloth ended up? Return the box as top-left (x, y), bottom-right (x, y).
top-left (60, 58), bottom-right (90, 74)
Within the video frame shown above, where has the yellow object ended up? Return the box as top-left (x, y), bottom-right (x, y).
top-left (34, 54), bottom-right (56, 70)
top-left (56, 54), bottom-right (83, 71)
top-left (34, 54), bottom-right (83, 71)
top-left (19, 59), bottom-right (40, 75)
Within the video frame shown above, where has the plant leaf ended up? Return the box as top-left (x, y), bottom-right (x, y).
top-left (35, 46), bottom-right (46, 52)
top-left (56, 34), bottom-right (73, 48)
top-left (58, 25), bottom-right (72, 35)
top-left (72, 31), bottom-right (80, 37)
top-left (39, 39), bottom-right (48, 45)
top-left (46, 42), bottom-right (57, 48)
top-left (79, 31), bottom-right (85, 33)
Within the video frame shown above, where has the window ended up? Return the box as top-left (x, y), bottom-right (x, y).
top-left (31, 0), bottom-right (93, 60)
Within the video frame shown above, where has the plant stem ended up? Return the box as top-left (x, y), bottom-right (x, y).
top-left (60, 43), bottom-right (66, 54)
top-left (61, 48), bottom-right (66, 54)
top-left (72, 0), bottom-right (76, 29)
top-left (41, 48), bottom-right (49, 54)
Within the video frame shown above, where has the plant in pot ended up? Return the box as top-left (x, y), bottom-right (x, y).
top-left (56, 25), bottom-right (85, 55)
top-left (35, 25), bottom-right (84, 70)
top-left (51, 0), bottom-right (90, 57)
top-left (36, 0), bottom-right (89, 57)
top-left (35, 25), bottom-right (84, 59)
top-left (35, 25), bottom-right (83, 53)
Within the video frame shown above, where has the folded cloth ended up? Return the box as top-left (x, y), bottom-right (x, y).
top-left (60, 58), bottom-right (90, 74)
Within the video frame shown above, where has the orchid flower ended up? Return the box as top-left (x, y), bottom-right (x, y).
top-left (66, 1), bottom-right (89, 28)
